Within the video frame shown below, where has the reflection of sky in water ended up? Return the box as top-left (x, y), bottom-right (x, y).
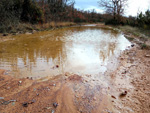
top-left (0, 27), bottom-right (131, 78)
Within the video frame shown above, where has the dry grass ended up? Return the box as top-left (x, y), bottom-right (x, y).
top-left (34, 22), bottom-right (76, 30)
top-left (117, 25), bottom-right (150, 50)
top-left (118, 25), bottom-right (150, 38)
top-left (1, 22), bottom-right (76, 35)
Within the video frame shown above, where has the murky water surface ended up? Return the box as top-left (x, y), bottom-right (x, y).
top-left (0, 26), bottom-right (130, 78)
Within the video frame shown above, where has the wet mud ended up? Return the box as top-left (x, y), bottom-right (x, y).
top-left (0, 24), bottom-right (150, 113)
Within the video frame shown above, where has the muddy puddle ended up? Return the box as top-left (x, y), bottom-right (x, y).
top-left (0, 26), bottom-right (131, 79)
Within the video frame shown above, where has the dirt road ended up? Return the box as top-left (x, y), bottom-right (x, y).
top-left (0, 25), bottom-right (150, 113)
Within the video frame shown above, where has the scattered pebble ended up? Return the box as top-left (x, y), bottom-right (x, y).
top-left (22, 99), bottom-right (36, 107)
top-left (45, 107), bottom-right (52, 110)
top-left (56, 65), bottom-right (59, 68)
top-left (51, 110), bottom-right (55, 113)
top-left (0, 97), bottom-right (4, 100)
top-left (120, 91), bottom-right (128, 97)
top-left (33, 88), bottom-right (36, 91)
top-left (65, 72), bottom-right (70, 76)
top-left (9, 100), bottom-right (16, 102)
top-left (111, 95), bottom-right (116, 99)
top-left (31, 99), bottom-right (36, 104)
top-left (7, 87), bottom-right (10, 89)
top-left (145, 55), bottom-right (150, 57)
top-left (2, 101), bottom-right (10, 105)
top-left (53, 103), bottom-right (58, 108)
top-left (131, 44), bottom-right (135, 47)
top-left (12, 102), bottom-right (16, 106)
top-left (19, 81), bottom-right (22, 84)
top-left (22, 102), bottom-right (28, 107)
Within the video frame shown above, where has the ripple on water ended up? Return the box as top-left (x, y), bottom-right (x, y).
top-left (0, 26), bottom-right (131, 78)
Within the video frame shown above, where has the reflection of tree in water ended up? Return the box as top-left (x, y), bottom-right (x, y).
top-left (99, 30), bottom-right (119, 62)
top-left (100, 42), bottom-right (116, 62)
top-left (0, 29), bottom-right (67, 71)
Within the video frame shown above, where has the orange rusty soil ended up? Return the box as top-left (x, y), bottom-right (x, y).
top-left (1, 44), bottom-right (150, 113)
top-left (0, 70), bottom-right (113, 113)
top-left (0, 25), bottom-right (150, 113)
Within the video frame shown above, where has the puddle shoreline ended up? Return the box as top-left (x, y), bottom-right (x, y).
top-left (0, 25), bottom-right (130, 79)
top-left (0, 24), bottom-right (150, 113)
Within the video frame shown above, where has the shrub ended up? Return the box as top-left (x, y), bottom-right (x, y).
top-left (21, 0), bottom-right (43, 24)
top-left (0, 0), bottom-right (22, 32)
top-left (105, 19), bottom-right (120, 25)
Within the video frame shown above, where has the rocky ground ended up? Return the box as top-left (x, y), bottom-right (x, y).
top-left (0, 25), bottom-right (150, 113)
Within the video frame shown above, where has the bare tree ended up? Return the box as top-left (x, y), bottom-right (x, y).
top-left (98, 0), bottom-right (128, 21)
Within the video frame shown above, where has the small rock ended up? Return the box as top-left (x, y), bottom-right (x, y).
top-left (120, 91), bottom-right (127, 97)
top-left (36, 93), bottom-right (39, 96)
top-left (65, 72), bottom-right (70, 76)
top-left (131, 44), bottom-right (135, 47)
top-left (85, 80), bottom-right (88, 82)
top-left (22, 102), bottom-right (28, 107)
top-left (2, 101), bottom-right (10, 105)
top-left (93, 97), bottom-right (96, 101)
top-left (45, 107), bottom-right (52, 109)
top-left (12, 102), bottom-right (15, 106)
top-left (31, 99), bottom-right (36, 104)
top-left (51, 110), bottom-right (55, 113)
top-left (111, 95), bottom-right (116, 99)
top-left (53, 103), bottom-right (58, 108)
top-left (56, 65), bottom-right (59, 68)
top-left (19, 81), bottom-right (22, 84)
top-left (53, 84), bottom-right (56, 87)
top-left (33, 88), bottom-right (36, 91)
top-left (0, 97), bottom-right (4, 100)
top-left (9, 100), bottom-right (16, 102)
top-left (145, 55), bottom-right (150, 57)
top-left (122, 70), bottom-right (127, 74)
top-left (7, 87), bottom-right (10, 89)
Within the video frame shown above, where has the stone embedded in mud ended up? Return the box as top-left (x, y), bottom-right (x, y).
top-left (7, 87), bottom-right (10, 90)
top-left (131, 44), bottom-right (135, 47)
top-left (122, 70), bottom-right (127, 74)
top-left (19, 81), bottom-right (22, 84)
top-left (0, 78), bottom-right (4, 81)
top-left (65, 72), bottom-right (71, 76)
top-left (120, 91), bottom-right (127, 97)
top-left (22, 99), bottom-right (36, 107)
top-left (56, 65), bottom-right (59, 68)
top-left (51, 110), bottom-right (55, 113)
top-left (145, 55), bottom-right (150, 57)
top-left (22, 102), bottom-right (28, 107)
top-left (53, 103), bottom-right (58, 108)
top-left (31, 99), bottom-right (36, 104)
top-left (9, 100), bottom-right (16, 102)
top-left (12, 102), bottom-right (15, 106)
top-left (0, 97), bottom-right (4, 100)
top-left (2, 101), bottom-right (10, 105)
top-left (111, 95), bottom-right (116, 99)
